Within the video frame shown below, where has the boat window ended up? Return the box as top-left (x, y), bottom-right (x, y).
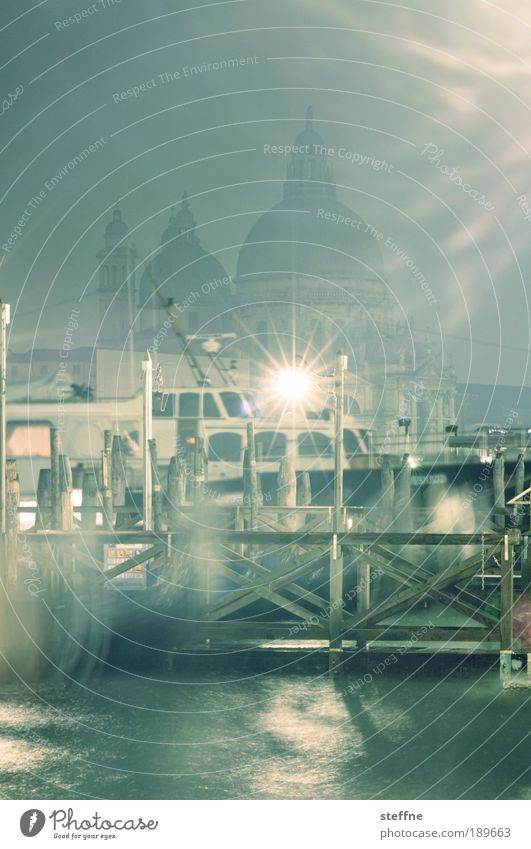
top-left (344, 395), bottom-right (360, 415)
top-left (208, 432), bottom-right (242, 462)
top-left (7, 421), bottom-right (52, 457)
top-left (203, 393), bottom-right (222, 418)
top-left (255, 431), bottom-right (287, 460)
top-left (344, 428), bottom-right (370, 455)
top-left (179, 392), bottom-right (199, 417)
top-left (221, 391), bottom-right (251, 418)
top-left (298, 431), bottom-right (333, 457)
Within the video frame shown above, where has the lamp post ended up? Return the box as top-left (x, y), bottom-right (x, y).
top-left (329, 351), bottom-right (347, 669)
top-left (142, 350), bottom-right (153, 530)
top-left (333, 351), bottom-right (347, 532)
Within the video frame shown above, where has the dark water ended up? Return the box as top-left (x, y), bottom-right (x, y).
top-left (0, 658), bottom-right (529, 800)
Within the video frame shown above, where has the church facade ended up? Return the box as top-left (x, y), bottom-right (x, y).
top-left (96, 109), bottom-right (457, 445)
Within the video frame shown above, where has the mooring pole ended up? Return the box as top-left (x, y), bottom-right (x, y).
top-left (142, 351), bottom-right (153, 530)
top-left (329, 351), bottom-right (347, 672)
top-left (0, 301), bottom-right (9, 538)
top-left (50, 427), bottom-right (62, 530)
top-left (499, 532), bottom-right (515, 682)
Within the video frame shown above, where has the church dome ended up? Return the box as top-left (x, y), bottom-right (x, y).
top-left (138, 194), bottom-right (229, 310)
top-left (237, 197), bottom-right (384, 282)
top-left (237, 108), bottom-right (384, 284)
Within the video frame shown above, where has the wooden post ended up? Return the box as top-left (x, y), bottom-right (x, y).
top-left (380, 454), bottom-right (395, 529)
top-left (81, 470), bottom-right (98, 530)
top-left (297, 470), bottom-right (311, 505)
top-left (297, 470), bottom-right (312, 528)
top-left (500, 533), bottom-right (514, 679)
top-left (59, 454), bottom-right (73, 531)
top-left (330, 351), bottom-right (347, 672)
top-left (493, 451), bottom-right (505, 531)
top-left (35, 468), bottom-right (51, 530)
top-left (167, 456), bottom-right (186, 527)
top-left (149, 438), bottom-right (162, 531)
top-left (276, 457), bottom-right (296, 532)
top-left (111, 435), bottom-right (126, 508)
top-left (243, 422), bottom-right (259, 528)
top-left (193, 436), bottom-right (205, 505)
top-left (394, 453), bottom-right (412, 531)
top-left (101, 449), bottom-right (113, 530)
top-left (357, 548), bottom-right (371, 613)
top-left (6, 459), bottom-right (19, 585)
top-left (50, 427), bottom-right (61, 530)
top-left (513, 453), bottom-right (525, 526)
top-left (277, 457), bottom-right (296, 507)
top-left (104, 429), bottom-right (112, 452)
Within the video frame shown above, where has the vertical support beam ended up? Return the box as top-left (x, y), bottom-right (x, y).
top-left (193, 436), bottom-right (205, 506)
top-left (111, 434), bottom-right (126, 517)
top-left (244, 421), bottom-right (258, 529)
top-left (50, 427), bottom-right (62, 530)
top-left (330, 351), bottom-right (347, 673)
top-left (394, 453), bottom-right (412, 531)
top-left (103, 429), bottom-right (112, 452)
top-left (297, 470), bottom-right (311, 528)
top-left (493, 451), bottom-right (505, 531)
top-left (380, 454), bottom-right (395, 529)
top-left (500, 533), bottom-right (514, 679)
top-left (333, 351), bottom-right (346, 535)
top-left (6, 459), bottom-right (19, 586)
top-left (357, 547), bottom-right (371, 613)
top-left (149, 438), bottom-right (162, 531)
top-left (101, 449), bottom-right (113, 530)
top-left (142, 351), bottom-right (153, 530)
top-left (167, 456), bottom-right (185, 526)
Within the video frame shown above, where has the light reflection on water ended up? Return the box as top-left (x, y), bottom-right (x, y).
top-left (0, 668), bottom-right (529, 800)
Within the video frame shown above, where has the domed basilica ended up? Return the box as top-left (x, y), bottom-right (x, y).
top-left (97, 108), bottom-right (456, 439)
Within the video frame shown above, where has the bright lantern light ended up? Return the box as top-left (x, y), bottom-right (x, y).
top-left (276, 369), bottom-right (311, 400)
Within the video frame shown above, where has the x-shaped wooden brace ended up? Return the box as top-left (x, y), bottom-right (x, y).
top-left (350, 542), bottom-right (499, 628)
top-left (341, 543), bottom-right (500, 632)
top-left (207, 544), bottom-right (329, 622)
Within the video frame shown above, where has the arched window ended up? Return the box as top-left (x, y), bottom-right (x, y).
top-left (297, 431), bottom-right (333, 457)
top-left (344, 428), bottom-right (370, 456)
top-left (255, 431), bottom-right (287, 460)
top-left (344, 395), bottom-right (360, 415)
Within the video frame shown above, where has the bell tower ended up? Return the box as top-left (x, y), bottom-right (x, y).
top-left (97, 207), bottom-right (138, 342)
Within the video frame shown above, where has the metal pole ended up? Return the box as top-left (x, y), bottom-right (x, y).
top-left (0, 301), bottom-right (9, 536)
top-left (330, 351), bottom-right (347, 671)
top-left (333, 350), bottom-right (347, 532)
top-left (142, 350), bottom-right (153, 530)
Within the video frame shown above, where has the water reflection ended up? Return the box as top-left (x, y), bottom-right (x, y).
top-left (0, 666), bottom-right (528, 800)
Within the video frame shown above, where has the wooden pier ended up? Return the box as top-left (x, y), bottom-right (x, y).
top-left (1, 414), bottom-right (530, 681)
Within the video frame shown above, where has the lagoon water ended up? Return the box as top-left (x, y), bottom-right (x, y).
top-left (0, 659), bottom-right (529, 800)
